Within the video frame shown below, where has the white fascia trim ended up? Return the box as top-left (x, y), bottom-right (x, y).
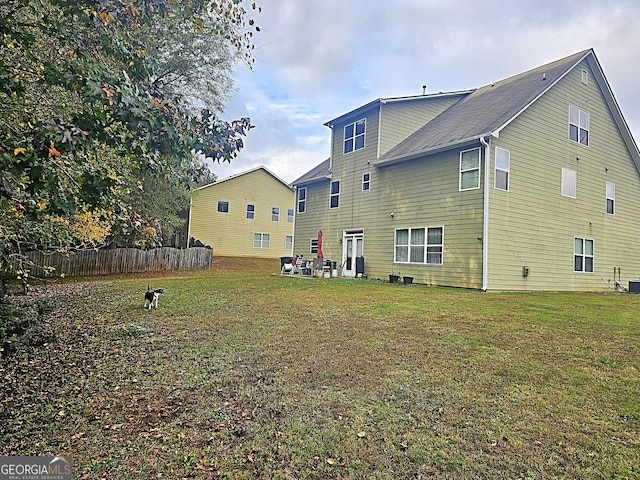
top-left (324, 100), bottom-right (381, 128)
top-left (195, 165), bottom-right (293, 191)
top-left (328, 124), bottom-right (334, 172)
top-left (480, 136), bottom-right (491, 291)
top-left (377, 103), bottom-right (383, 158)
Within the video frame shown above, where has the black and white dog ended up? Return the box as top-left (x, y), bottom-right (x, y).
top-left (144, 284), bottom-right (165, 309)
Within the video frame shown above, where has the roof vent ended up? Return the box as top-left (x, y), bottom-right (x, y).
top-left (422, 85), bottom-right (427, 95)
top-left (542, 72), bottom-right (546, 80)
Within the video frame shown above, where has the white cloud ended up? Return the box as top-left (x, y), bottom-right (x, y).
top-left (216, 0), bottom-right (640, 183)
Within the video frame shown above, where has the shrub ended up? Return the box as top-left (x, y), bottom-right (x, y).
top-left (0, 299), bottom-right (54, 353)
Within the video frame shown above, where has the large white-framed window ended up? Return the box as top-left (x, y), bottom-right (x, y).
top-left (362, 172), bottom-right (371, 191)
top-left (574, 237), bottom-right (594, 273)
top-left (562, 168), bottom-right (577, 198)
top-left (330, 180), bottom-right (340, 209)
top-left (344, 119), bottom-right (365, 154)
top-left (297, 187), bottom-right (306, 213)
top-left (246, 204), bottom-right (255, 220)
top-left (606, 181), bottom-right (615, 215)
top-left (494, 147), bottom-right (510, 191)
top-left (217, 200), bottom-right (229, 213)
top-left (569, 105), bottom-right (590, 146)
top-left (287, 208), bottom-right (294, 223)
top-left (253, 233), bottom-right (270, 249)
top-left (460, 148), bottom-right (481, 190)
top-left (394, 227), bottom-right (443, 265)
top-left (272, 207), bottom-right (280, 222)
top-left (285, 235), bottom-right (293, 251)
top-left (310, 239), bottom-right (318, 255)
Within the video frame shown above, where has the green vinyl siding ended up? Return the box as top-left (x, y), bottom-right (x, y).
top-left (295, 55), bottom-right (640, 290)
top-left (292, 180), bottom-right (331, 256)
top-left (486, 59), bottom-right (640, 291)
top-left (378, 96), bottom-right (464, 156)
top-left (373, 151), bottom-right (483, 288)
top-left (295, 147), bottom-right (484, 288)
top-left (298, 97), bottom-right (484, 288)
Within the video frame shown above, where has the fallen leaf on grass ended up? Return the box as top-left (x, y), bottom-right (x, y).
top-left (357, 431), bottom-right (366, 438)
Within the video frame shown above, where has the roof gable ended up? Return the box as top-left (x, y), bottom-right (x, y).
top-left (375, 49), bottom-right (610, 165)
top-left (584, 53), bottom-right (640, 173)
top-left (297, 49), bottom-right (640, 184)
top-left (198, 165), bottom-right (293, 191)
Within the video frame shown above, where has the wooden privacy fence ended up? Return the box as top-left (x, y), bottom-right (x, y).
top-left (21, 247), bottom-right (213, 277)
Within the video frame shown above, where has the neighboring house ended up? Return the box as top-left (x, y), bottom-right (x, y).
top-left (189, 166), bottom-right (295, 258)
top-left (292, 49), bottom-right (640, 291)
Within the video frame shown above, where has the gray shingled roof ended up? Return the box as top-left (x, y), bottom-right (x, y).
top-left (376, 49), bottom-right (592, 164)
top-left (324, 91), bottom-right (472, 128)
top-left (295, 48), bottom-right (640, 180)
top-left (292, 158), bottom-right (331, 186)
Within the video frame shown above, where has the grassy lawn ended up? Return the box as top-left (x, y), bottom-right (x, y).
top-left (1, 257), bottom-right (639, 479)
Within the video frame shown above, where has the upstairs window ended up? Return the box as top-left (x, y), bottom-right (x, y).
top-left (272, 207), bottom-right (280, 222)
top-left (330, 180), bottom-right (340, 209)
top-left (460, 148), bottom-right (480, 190)
top-left (217, 200), bottom-right (229, 213)
top-left (574, 237), bottom-right (594, 273)
top-left (562, 168), bottom-right (577, 198)
top-left (297, 187), bottom-right (306, 213)
top-left (606, 182), bottom-right (615, 215)
top-left (287, 208), bottom-right (294, 223)
top-left (569, 106), bottom-right (590, 146)
top-left (246, 204), bottom-right (255, 219)
top-left (362, 172), bottom-right (370, 191)
top-left (344, 119), bottom-right (365, 154)
top-left (494, 148), bottom-right (510, 191)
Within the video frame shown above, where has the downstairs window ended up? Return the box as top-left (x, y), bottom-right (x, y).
top-left (574, 237), bottom-right (594, 273)
top-left (394, 227), bottom-right (443, 265)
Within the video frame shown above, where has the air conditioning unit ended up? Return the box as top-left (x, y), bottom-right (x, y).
top-left (629, 281), bottom-right (640, 293)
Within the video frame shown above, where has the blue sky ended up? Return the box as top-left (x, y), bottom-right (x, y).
top-left (211, 0), bottom-right (640, 183)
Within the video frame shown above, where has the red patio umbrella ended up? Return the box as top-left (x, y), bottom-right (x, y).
top-left (317, 230), bottom-right (324, 259)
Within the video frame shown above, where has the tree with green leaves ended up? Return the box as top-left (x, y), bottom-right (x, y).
top-left (0, 0), bottom-right (259, 289)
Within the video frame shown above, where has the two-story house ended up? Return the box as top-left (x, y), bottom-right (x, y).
top-left (189, 166), bottom-right (295, 258)
top-left (292, 49), bottom-right (640, 291)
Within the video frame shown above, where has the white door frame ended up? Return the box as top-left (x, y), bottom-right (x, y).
top-left (342, 229), bottom-right (364, 277)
